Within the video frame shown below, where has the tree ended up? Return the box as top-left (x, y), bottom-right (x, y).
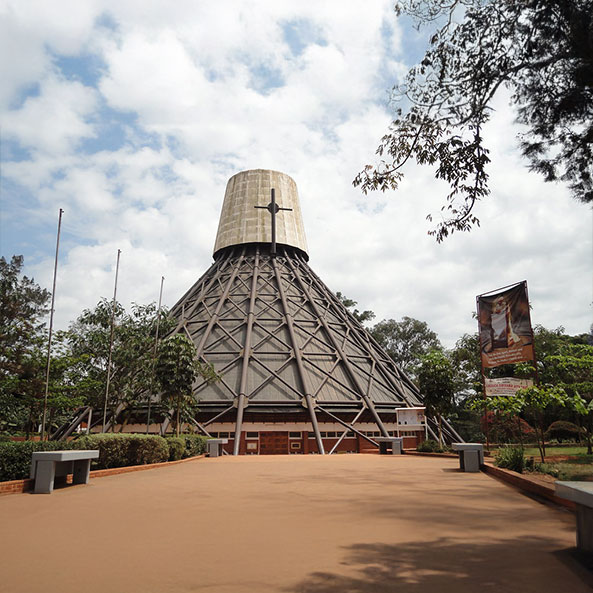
top-left (416, 349), bottom-right (455, 445)
top-left (335, 292), bottom-right (376, 324)
top-left (62, 299), bottom-right (176, 429)
top-left (487, 384), bottom-right (585, 462)
top-left (449, 332), bottom-right (482, 399)
top-left (545, 342), bottom-right (593, 452)
top-left (154, 334), bottom-right (218, 436)
top-left (0, 255), bottom-right (50, 435)
top-left (354, 0), bottom-right (593, 242)
top-left (370, 316), bottom-right (441, 378)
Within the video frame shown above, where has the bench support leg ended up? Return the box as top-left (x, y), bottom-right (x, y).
top-left (34, 461), bottom-right (56, 494)
top-left (576, 504), bottom-right (593, 554)
top-left (72, 459), bottom-right (92, 484)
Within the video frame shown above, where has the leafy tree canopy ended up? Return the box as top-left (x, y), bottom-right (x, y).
top-left (370, 316), bottom-right (441, 377)
top-left (0, 256), bottom-right (50, 432)
top-left (155, 334), bottom-right (218, 436)
top-left (417, 349), bottom-right (456, 444)
top-left (354, 0), bottom-right (593, 241)
top-left (335, 291), bottom-right (376, 324)
top-left (62, 299), bottom-right (176, 413)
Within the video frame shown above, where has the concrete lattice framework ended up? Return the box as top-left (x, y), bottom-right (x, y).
top-left (54, 169), bottom-right (460, 449)
top-left (168, 243), bottom-right (427, 454)
top-left (163, 169), bottom-right (460, 454)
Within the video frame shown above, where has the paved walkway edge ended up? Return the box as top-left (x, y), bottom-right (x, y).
top-left (0, 454), bottom-right (206, 495)
top-left (481, 462), bottom-right (575, 511)
top-left (406, 451), bottom-right (575, 511)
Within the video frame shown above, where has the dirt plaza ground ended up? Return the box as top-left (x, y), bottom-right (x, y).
top-left (1, 454), bottom-right (591, 593)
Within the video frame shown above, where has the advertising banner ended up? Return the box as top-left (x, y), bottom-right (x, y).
top-left (477, 281), bottom-right (535, 368)
top-left (484, 377), bottom-right (534, 397)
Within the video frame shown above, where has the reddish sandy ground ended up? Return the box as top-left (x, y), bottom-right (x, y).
top-left (1, 454), bottom-right (591, 593)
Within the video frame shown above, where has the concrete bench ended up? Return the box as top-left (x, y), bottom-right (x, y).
top-left (206, 438), bottom-right (228, 458)
top-left (376, 437), bottom-right (404, 455)
top-left (30, 450), bottom-right (99, 494)
top-left (555, 481), bottom-right (593, 554)
top-left (452, 443), bottom-right (484, 472)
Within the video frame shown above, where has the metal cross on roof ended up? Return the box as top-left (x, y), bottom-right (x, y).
top-left (254, 188), bottom-right (292, 257)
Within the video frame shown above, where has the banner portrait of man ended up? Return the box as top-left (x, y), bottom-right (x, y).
top-left (477, 281), bottom-right (535, 368)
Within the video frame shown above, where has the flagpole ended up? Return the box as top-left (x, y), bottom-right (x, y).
top-left (102, 249), bottom-right (121, 432)
top-left (41, 208), bottom-right (64, 440)
top-left (146, 276), bottom-right (164, 434)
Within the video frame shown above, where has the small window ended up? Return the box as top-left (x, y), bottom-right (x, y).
top-left (209, 432), bottom-right (218, 438)
top-left (346, 431), bottom-right (355, 438)
top-left (326, 432), bottom-right (337, 438)
top-left (308, 432), bottom-right (316, 439)
top-left (219, 432), bottom-right (230, 438)
top-left (291, 442), bottom-right (301, 449)
top-left (289, 432), bottom-right (301, 439)
top-left (246, 432), bottom-right (259, 439)
top-left (320, 432), bottom-right (327, 438)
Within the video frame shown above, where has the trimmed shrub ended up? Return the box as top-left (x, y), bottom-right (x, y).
top-left (494, 445), bottom-right (525, 473)
top-left (544, 421), bottom-right (582, 443)
top-left (132, 435), bottom-right (170, 465)
top-left (181, 434), bottom-right (208, 457)
top-left (417, 439), bottom-right (445, 453)
top-left (76, 434), bottom-right (169, 469)
top-left (0, 440), bottom-right (76, 481)
top-left (166, 437), bottom-right (185, 461)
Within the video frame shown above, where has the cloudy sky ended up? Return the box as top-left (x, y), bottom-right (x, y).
top-left (1, 0), bottom-right (591, 347)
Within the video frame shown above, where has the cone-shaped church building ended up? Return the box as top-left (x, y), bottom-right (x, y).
top-left (162, 169), bottom-right (453, 455)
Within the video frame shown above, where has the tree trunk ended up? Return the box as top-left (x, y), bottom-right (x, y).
top-left (118, 409), bottom-right (132, 433)
top-left (536, 425), bottom-right (545, 463)
top-left (176, 395), bottom-right (181, 437)
top-left (26, 405), bottom-right (33, 440)
top-left (516, 415), bottom-right (524, 450)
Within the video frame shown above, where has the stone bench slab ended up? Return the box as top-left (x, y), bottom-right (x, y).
top-left (30, 450), bottom-right (99, 494)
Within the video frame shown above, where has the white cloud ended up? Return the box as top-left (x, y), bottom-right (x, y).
top-left (1, 0), bottom-right (590, 350)
top-left (3, 75), bottom-right (97, 154)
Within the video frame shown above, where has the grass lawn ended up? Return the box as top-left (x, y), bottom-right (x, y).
top-left (521, 445), bottom-right (589, 457)
top-left (516, 445), bottom-right (593, 481)
top-left (490, 444), bottom-right (593, 480)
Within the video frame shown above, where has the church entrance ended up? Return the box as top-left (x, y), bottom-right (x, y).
top-left (259, 431), bottom-right (289, 455)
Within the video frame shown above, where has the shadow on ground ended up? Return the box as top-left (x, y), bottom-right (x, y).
top-left (286, 537), bottom-right (593, 593)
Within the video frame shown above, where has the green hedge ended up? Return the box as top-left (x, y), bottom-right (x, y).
top-left (0, 433), bottom-right (209, 481)
top-left (181, 434), bottom-right (208, 457)
top-left (417, 439), bottom-right (449, 453)
top-left (165, 434), bottom-right (208, 460)
top-left (166, 437), bottom-right (186, 461)
top-left (0, 440), bottom-right (76, 482)
top-left (76, 434), bottom-right (170, 469)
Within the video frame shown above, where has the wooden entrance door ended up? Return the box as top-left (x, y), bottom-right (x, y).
top-left (259, 432), bottom-right (289, 455)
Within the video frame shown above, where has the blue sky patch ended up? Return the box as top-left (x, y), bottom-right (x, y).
top-left (282, 19), bottom-right (326, 57)
top-left (53, 53), bottom-right (105, 87)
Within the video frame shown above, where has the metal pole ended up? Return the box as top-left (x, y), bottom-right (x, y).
top-left (477, 294), bottom-right (490, 450)
top-left (102, 249), bottom-right (121, 432)
top-left (41, 208), bottom-right (64, 440)
top-left (146, 276), bottom-right (165, 434)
